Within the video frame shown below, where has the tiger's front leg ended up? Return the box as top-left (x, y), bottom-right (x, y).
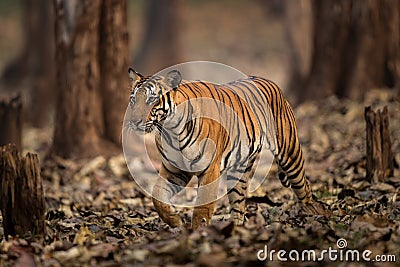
top-left (192, 164), bottom-right (220, 229)
top-left (226, 163), bottom-right (257, 225)
top-left (227, 175), bottom-right (248, 225)
top-left (152, 164), bottom-right (189, 228)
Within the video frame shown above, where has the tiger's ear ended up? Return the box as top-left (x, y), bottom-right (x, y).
top-left (128, 67), bottom-right (143, 83)
top-left (165, 70), bottom-right (182, 88)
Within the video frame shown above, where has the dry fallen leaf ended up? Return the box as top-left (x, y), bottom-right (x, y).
top-left (73, 226), bottom-right (95, 246)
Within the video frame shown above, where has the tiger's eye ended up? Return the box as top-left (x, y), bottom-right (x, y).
top-left (149, 84), bottom-right (156, 92)
top-left (146, 95), bottom-right (159, 104)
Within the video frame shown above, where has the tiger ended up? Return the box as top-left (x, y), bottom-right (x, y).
top-left (126, 67), bottom-right (313, 229)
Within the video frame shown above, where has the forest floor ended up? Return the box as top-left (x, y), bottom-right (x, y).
top-left (0, 1), bottom-right (399, 266)
top-left (0, 89), bottom-right (399, 266)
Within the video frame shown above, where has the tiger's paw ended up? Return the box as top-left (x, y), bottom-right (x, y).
top-left (192, 217), bottom-right (209, 230)
top-left (192, 207), bottom-right (213, 229)
top-left (160, 212), bottom-right (183, 228)
top-left (230, 216), bottom-right (245, 226)
top-left (301, 199), bottom-right (330, 216)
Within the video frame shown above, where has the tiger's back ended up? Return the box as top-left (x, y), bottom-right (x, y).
top-left (170, 76), bottom-right (312, 202)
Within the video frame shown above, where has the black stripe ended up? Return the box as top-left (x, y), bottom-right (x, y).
top-left (229, 188), bottom-right (245, 197)
top-left (231, 198), bottom-right (246, 205)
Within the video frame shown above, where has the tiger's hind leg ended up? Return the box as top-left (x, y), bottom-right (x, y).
top-left (275, 156), bottom-right (312, 203)
top-left (152, 163), bottom-right (191, 228)
top-left (277, 165), bottom-right (290, 188)
top-left (277, 157), bottom-right (329, 215)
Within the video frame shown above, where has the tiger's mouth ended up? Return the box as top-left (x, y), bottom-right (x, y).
top-left (127, 120), bottom-right (154, 134)
top-left (145, 123), bottom-right (154, 133)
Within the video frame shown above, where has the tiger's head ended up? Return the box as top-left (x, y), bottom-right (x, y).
top-left (127, 68), bottom-right (182, 133)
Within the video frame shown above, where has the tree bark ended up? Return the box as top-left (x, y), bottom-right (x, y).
top-left (0, 144), bottom-right (45, 238)
top-left (365, 106), bottom-right (394, 183)
top-left (99, 0), bottom-right (129, 144)
top-left (52, 0), bottom-right (129, 158)
top-left (133, 0), bottom-right (186, 75)
top-left (0, 95), bottom-right (22, 151)
top-left (286, 0), bottom-right (400, 102)
top-left (53, 0), bottom-right (104, 158)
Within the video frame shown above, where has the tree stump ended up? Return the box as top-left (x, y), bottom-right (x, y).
top-left (0, 144), bottom-right (45, 239)
top-left (364, 106), bottom-right (394, 183)
top-left (0, 95), bottom-right (22, 151)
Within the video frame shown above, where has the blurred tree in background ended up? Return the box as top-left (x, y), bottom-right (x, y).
top-left (133, 0), bottom-right (186, 75)
top-left (52, 0), bottom-right (129, 158)
top-left (283, 0), bottom-right (312, 102)
top-left (284, 0), bottom-right (400, 102)
top-left (0, 0), bottom-right (55, 127)
top-left (0, 0), bottom-right (398, 158)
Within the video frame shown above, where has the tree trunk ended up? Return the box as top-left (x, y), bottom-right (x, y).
top-left (257, 0), bottom-right (285, 19)
top-left (0, 95), bottom-right (22, 151)
top-left (53, 0), bottom-right (104, 158)
top-left (365, 106), bottom-right (394, 183)
top-left (30, 0), bottom-right (56, 127)
top-left (52, 0), bottom-right (129, 158)
top-left (286, 0), bottom-right (400, 102)
top-left (133, 0), bottom-right (186, 75)
top-left (306, 1), bottom-right (353, 100)
top-left (0, 144), bottom-right (45, 238)
top-left (0, 0), bottom-right (56, 127)
top-left (284, 0), bottom-right (312, 97)
top-left (0, 0), bottom-right (36, 87)
top-left (99, 0), bottom-right (129, 144)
